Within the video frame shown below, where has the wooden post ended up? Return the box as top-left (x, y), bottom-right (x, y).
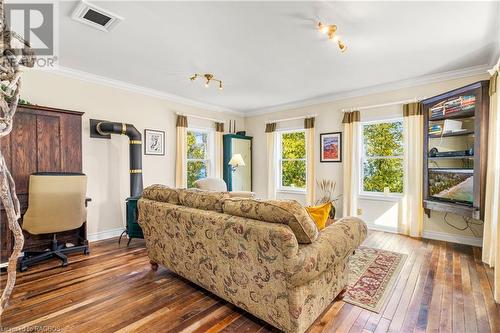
top-left (0, 2), bottom-right (34, 315)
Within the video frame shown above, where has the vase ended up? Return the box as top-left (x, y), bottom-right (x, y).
top-left (329, 204), bottom-right (336, 220)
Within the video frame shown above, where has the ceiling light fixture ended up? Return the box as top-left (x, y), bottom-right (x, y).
top-left (318, 22), bottom-right (347, 53)
top-left (190, 73), bottom-right (223, 90)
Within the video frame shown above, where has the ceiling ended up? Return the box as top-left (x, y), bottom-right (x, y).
top-left (56, 1), bottom-right (500, 113)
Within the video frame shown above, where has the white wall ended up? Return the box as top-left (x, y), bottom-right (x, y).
top-left (245, 73), bottom-right (488, 245)
top-left (20, 69), bottom-right (244, 239)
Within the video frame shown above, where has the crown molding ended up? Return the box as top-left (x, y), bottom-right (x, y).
top-left (38, 66), bottom-right (244, 116)
top-left (32, 63), bottom-right (490, 118)
top-left (244, 64), bottom-right (490, 117)
top-left (490, 45), bottom-right (500, 70)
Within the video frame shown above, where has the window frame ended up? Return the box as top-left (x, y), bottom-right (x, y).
top-left (359, 118), bottom-right (404, 198)
top-left (277, 128), bottom-right (307, 193)
top-left (186, 127), bottom-right (215, 188)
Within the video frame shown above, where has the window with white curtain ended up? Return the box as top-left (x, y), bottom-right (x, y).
top-left (277, 130), bottom-right (307, 192)
top-left (360, 119), bottom-right (404, 196)
top-left (186, 129), bottom-right (214, 188)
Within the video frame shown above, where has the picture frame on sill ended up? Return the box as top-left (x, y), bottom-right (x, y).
top-left (320, 132), bottom-right (342, 162)
top-left (144, 129), bottom-right (165, 156)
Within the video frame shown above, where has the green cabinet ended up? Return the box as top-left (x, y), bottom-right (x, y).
top-left (223, 134), bottom-right (253, 192)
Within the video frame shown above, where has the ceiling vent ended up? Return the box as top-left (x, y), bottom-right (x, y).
top-left (71, 1), bottom-right (123, 32)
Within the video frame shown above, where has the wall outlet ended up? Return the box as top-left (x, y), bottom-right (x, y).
top-left (357, 208), bottom-right (363, 215)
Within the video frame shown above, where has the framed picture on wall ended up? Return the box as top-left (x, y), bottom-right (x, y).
top-left (144, 129), bottom-right (165, 155)
top-left (320, 132), bottom-right (342, 162)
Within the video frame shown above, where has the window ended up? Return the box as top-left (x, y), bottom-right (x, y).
top-left (278, 130), bottom-right (306, 191)
top-left (361, 119), bottom-right (404, 195)
top-left (187, 129), bottom-right (212, 188)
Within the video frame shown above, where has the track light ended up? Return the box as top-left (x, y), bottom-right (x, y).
top-left (338, 40), bottom-right (347, 53)
top-left (190, 73), bottom-right (224, 91)
top-left (318, 22), bottom-right (330, 34)
top-left (317, 21), bottom-right (347, 53)
top-left (318, 22), bottom-right (337, 38)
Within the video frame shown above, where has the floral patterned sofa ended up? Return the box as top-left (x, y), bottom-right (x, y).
top-left (138, 185), bottom-right (367, 333)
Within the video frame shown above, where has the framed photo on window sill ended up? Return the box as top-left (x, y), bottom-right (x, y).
top-left (144, 129), bottom-right (165, 156)
top-left (320, 132), bottom-right (342, 162)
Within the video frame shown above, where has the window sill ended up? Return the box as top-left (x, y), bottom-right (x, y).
top-left (358, 193), bottom-right (402, 202)
top-left (277, 189), bottom-right (306, 195)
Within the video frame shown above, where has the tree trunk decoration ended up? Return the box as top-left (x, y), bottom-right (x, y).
top-left (0, 2), bottom-right (35, 315)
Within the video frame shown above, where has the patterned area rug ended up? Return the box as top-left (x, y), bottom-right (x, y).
top-left (345, 246), bottom-right (407, 313)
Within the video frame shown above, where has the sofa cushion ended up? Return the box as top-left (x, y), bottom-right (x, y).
top-left (142, 184), bottom-right (180, 204)
top-left (178, 189), bottom-right (229, 212)
top-left (223, 198), bottom-right (319, 244)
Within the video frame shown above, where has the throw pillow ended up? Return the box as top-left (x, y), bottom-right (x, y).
top-left (306, 202), bottom-right (332, 231)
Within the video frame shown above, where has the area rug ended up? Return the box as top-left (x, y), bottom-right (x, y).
top-left (345, 246), bottom-right (407, 313)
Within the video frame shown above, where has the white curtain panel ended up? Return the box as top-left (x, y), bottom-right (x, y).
top-left (214, 123), bottom-right (224, 179)
top-left (266, 123), bottom-right (277, 200)
top-left (305, 118), bottom-right (316, 206)
top-left (342, 111), bottom-right (360, 217)
top-left (175, 115), bottom-right (188, 188)
top-left (402, 103), bottom-right (424, 237)
top-left (482, 67), bottom-right (500, 302)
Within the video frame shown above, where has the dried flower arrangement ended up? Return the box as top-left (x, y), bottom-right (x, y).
top-left (315, 179), bottom-right (341, 219)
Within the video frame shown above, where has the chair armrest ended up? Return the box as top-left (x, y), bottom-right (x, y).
top-left (286, 217), bottom-right (367, 286)
top-left (229, 191), bottom-right (256, 199)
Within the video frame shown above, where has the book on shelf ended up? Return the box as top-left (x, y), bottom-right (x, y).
top-left (429, 95), bottom-right (476, 118)
top-left (428, 124), bottom-right (442, 135)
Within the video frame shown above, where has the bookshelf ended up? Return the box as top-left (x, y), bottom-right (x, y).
top-left (422, 81), bottom-right (490, 220)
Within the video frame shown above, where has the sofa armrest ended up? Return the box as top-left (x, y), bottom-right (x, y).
top-left (286, 217), bottom-right (367, 286)
top-left (229, 191), bottom-right (256, 199)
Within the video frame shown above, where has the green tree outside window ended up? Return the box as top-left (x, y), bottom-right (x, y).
top-left (187, 130), bottom-right (209, 188)
top-left (280, 131), bottom-right (306, 189)
top-left (362, 121), bottom-right (404, 193)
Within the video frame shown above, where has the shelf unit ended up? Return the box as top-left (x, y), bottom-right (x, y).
top-left (428, 130), bottom-right (474, 138)
top-left (429, 109), bottom-right (475, 121)
top-left (422, 81), bottom-right (490, 220)
top-left (428, 156), bottom-right (474, 160)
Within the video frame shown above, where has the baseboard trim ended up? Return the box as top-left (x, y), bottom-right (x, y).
top-left (88, 228), bottom-right (125, 242)
top-left (422, 230), bottom-right (483, 247)
top-left (365, 223), bottom-right (401, 235)
top-left (365, 223), bottom-right (483, 247)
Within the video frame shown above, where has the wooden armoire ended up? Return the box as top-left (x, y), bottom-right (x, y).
top-left (0, 104), bottom-right (84, 265)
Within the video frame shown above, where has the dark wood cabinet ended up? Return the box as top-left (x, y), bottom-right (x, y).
top-left (0, 105), bottom-right (84, 264)
top-left (422, 81), bottom-right (489, 220)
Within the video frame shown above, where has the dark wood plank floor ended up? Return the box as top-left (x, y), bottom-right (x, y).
top-left (1, 231), bottom-right (499, 332)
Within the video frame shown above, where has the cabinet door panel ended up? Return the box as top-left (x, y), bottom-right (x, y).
top-left (60, 114), bottom-right (82, 172)
top-left (11, 112), bottom-right (37, 194)
top-left (37, 115), bottom-right (61, 172)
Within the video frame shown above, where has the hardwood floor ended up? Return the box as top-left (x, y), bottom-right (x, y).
top-left (1, 231), bottom-right (499, 332)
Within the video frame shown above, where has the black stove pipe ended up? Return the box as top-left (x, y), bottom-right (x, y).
top-left (96, 121), bottom-right (143, 197)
